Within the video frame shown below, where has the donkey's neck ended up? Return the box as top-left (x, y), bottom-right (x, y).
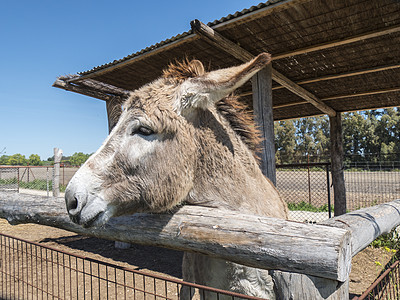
top-left (187, 109), bottom-right (287, 219)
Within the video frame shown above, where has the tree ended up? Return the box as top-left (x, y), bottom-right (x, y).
top-left (343, 112), bottom-right (367, 159)
top-left (374, 108), bottom-right (400, 161)
top-left (292, 116), bottom-right (330, 162)
top-left (7, 154), bottom-right (27, 166)
top-left (28, 154), bottom-right (42, 166)
top-left (275, 120), bottom-right (296, 164)
top-left (69, 152), bottom-right (91, 166)
top-left (0, 155), bottom-right (9, 165)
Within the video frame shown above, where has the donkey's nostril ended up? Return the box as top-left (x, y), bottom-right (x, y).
top-left (67, 196), bottom-right (78, 211)
top-left (65, 188), bottom-right (88, 219)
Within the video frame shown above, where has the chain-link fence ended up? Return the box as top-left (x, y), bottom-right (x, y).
top-left (276, 163), bottom-right (332, 223)
top-left (3, 163), bottom-right (400, 223)
top-left (344, 162), bottom-right (400, 211)
top-left (0, 167), bottom-right (19, 192)
top-left (276, 161), bottom-right (400, 223)
top-left (0, 166), bottom-right (79, 196)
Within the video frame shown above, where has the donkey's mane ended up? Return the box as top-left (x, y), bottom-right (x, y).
top-left (163, 59), bottom-right (261, 156)
top-left (216, 95), bottom-right (261, 155)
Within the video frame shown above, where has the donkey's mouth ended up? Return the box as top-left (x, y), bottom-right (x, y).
top-left (81, 211), bottom-right (105, 228)
top-left (77, 196), bottom-right (113, 228)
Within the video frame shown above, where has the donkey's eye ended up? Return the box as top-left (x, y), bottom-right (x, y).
top-left (132, 126), bottom-right (154, 136)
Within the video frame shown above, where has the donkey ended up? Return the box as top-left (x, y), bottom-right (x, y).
top-left (65, 53), bottom-right (288, 299)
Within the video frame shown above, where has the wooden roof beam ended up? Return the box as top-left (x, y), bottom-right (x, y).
top-left (273, 63), bottom-right (400, 90)
top-left (190, 19), bottom-right (337, 117)
top-left (272, 87), bottom-right (400, 110)
top-left (53, 77), bottom-right (128, 103)
top-left (274, 25), bottom-right (400, 60)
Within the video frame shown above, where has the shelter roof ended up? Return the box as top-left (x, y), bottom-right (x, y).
top-left (54, 0), bottom-right (400, 120)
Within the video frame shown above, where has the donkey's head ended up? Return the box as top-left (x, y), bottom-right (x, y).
top-left (65, 53), bottom-right (271, 227)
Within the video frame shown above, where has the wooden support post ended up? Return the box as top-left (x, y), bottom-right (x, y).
top-left (52, 148), bottom-right (63, 198)
top-left (272, 271), bottom-right (349, 300)
top-left (329, 113), bottom-right (347, 216)
top-left (252, 64), bottom-right (276, 184)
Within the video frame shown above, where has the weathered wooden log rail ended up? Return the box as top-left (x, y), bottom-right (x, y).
top-left (0, 191), bottom-right (350, 281)
top-left (1, 191), bottom-right (400, 288)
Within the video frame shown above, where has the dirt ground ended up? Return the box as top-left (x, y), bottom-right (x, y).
top-left (0, 219), bottom-right (182, 280)
top-left (0, 218), bottom-right (395, 298)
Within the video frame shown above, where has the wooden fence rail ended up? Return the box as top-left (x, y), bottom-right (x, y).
top-left (0, 191), bottom-right (399, 298)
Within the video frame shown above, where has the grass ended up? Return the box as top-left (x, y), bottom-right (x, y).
top-left (277, 167), bottom-right (326, 172)
top-left (0, 178), bottom-right (66, 192)
top-left (287, 201), bottom-right (331, 212)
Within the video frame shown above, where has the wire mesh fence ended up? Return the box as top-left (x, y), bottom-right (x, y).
top-left (0, 233), bottom-right (266, 300)
top-left (276, 161), bottom-right (400, 223)
top-left (276, 163), bottom-right (332, 223)
top-left (344, 162), bottom-right (400, 211)
top-left (0, 166), bottom-right (79, 195)
top-left (0, 167), bottom-right (19, 192)
top-left (353, 259), bottom-right (400, 300)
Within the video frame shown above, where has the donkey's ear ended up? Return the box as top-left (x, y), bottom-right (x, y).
top-left (175, 53), bottom-right (271, 115)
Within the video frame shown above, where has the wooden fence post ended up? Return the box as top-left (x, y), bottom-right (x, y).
top-left (52, 148), bottom-right (63, 197)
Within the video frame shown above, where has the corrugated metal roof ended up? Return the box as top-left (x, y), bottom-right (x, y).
top-left (207, 0), bottom-right (280, 27)
top-left (79, 31), bottom-right (194, 76)
top-left (58, 0), bottom-right (400, 120)
top-left (79, 1), bottom-right (280, 76)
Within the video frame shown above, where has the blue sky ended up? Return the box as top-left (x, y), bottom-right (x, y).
top-left (0, 0), bottom-right (263, 160)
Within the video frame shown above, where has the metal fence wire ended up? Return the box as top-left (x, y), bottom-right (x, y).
top-left (0, 167), bottom-right (19, 192)
top-left (276, 161), bottom-right (400, 223)
top-left (276, 163), bottom-right (332, 223)
top-left (0, 166), bottom-right (79, 196)
top-left (344, 162), bottom-right (400, 211)
top-left (0, 233), bottom-right (266, 300)
top-left (353, 259), bottom-right (400, 300)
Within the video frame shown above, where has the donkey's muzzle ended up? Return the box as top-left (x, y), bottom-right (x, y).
top-left (65, 187), bottom-right (88, 224)
top-left (65, 183), bottom-right (110, 228)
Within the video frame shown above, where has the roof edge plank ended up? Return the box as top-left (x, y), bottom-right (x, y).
top-left (71, 33), bottom-right (198, 82)
top-left (53, 77), bottom-right (129, 102)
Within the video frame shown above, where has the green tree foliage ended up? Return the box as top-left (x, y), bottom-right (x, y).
top-left (275, 120), bottom-right (296, 164)
top-left (375, 108), bottom-right (400, 158)
top-left (28, 154), bottom-right (42, 166)
top-left (0, 155), bottom-right (9, 165)
top-left (294, 116), bottom-right (330, 159)
top-left (7, 153), bottom-right (28, 166)
top-left (274, 107), bottom-right (400, 164)
top-left (275, 116), bottom-right (330, 163)
top-left (69, 152), bottom-right (91, 166)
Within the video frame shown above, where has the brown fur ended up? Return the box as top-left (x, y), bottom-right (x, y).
top-left (66, 53), bottom-right (287, 299)
top-left (216, 95), bottom-right (262, 156)
top-left (163, 58), bottom-right (205, 82)
top-left (163, 58), bottom-right (262, 157)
